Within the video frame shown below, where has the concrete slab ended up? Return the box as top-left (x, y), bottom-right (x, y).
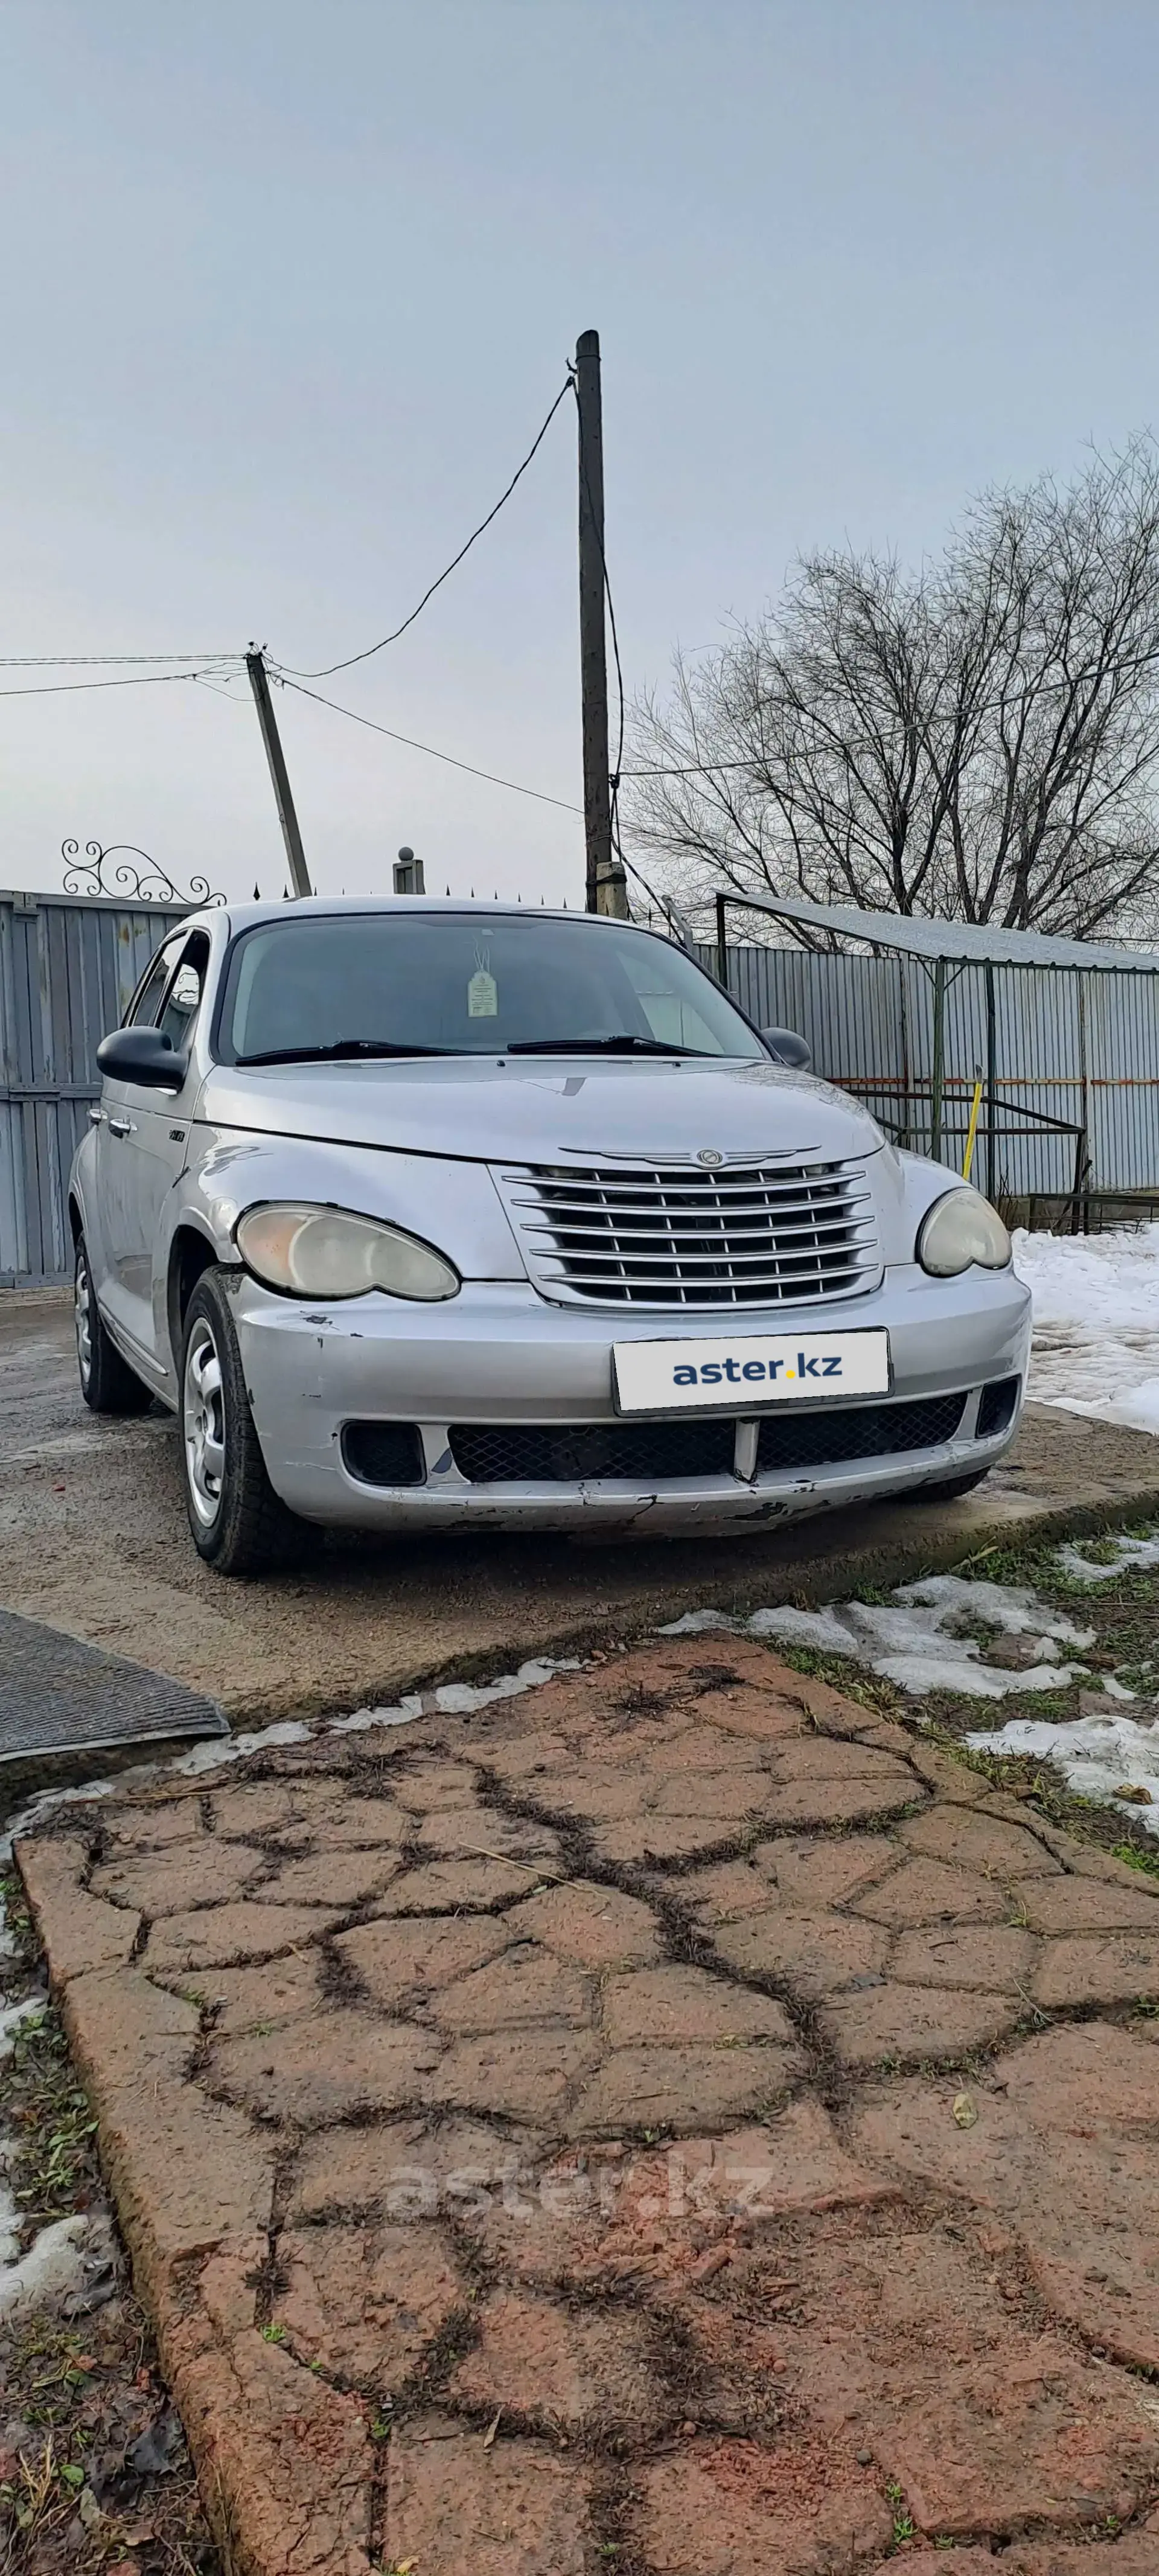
top-left (16, 1638), bottom-right (1159, 2573)
top-left (5, 1288), bottom-right (1159, 1728)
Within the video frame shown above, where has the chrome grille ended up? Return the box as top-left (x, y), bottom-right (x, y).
top-left (499, 1158), bottom-right (879, 1308)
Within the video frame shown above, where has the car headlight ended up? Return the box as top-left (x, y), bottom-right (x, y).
top-left (918, 1186), bottom-right (1011, 1277)
top-left (236, 1204), bottom-right (461, 1302)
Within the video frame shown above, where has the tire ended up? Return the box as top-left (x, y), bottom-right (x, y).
top-left (180, 1268), bottom-right (316, 1575)
top-left (915, 1466), bottom-right (992, 1503)
top-left (75, 1232), bottom-right (153, 1414)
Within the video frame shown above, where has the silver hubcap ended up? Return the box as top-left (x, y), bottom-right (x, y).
top-left (75, 1250), bottom-right (92, 1387)
top-left (184, 1317), bottom-right (226, 1527)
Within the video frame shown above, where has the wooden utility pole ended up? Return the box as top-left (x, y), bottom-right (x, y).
top-left (575, 330), bottom-right (628, 917)
top-left (246, 649), bottom-right (312, 898)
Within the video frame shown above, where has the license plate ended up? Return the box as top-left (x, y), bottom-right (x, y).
top-left (612, 1328), bottom-right (890, 1415)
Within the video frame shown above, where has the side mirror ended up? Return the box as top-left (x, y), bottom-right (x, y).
top-left (97, 1026), bottom-right (187, 1090)
top-left (761, 1025), bottom-right (812, 1072)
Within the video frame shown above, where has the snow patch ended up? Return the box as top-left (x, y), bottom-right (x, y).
top-left (1015, 1223), bottom-right (1159, 1433)
top-left (966, 1709), bottom-right (1159, 1836)
top-left (1056, 1531), bottom-right (1159, 1584)
top-left (662, 1572), bottom-right (1093, 1698)
top-left (0, 2210), bottom-right (115, 2324)
top-left (0, 1995), bottom-right (41, 2060)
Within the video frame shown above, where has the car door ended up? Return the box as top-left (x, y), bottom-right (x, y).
top-left (92, 931), bottom-right (188, 1347)
top-left (95, 930), bottom-right (205, 1364)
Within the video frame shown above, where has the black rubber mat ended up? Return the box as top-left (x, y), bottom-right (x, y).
top-left (0, 1607), bottom-right (227, 1763)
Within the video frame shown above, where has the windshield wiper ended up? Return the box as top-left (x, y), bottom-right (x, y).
top-left (236, 1040), bottom-right (455, 1065)
top-left (506, 1035), bottom-right (714, 1056)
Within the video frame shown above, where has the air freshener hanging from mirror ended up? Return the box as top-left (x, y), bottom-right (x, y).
top-left (467, 947), bottom-right (499, 1017)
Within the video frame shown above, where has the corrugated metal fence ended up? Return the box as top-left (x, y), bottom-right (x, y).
top-left (3, 893), bottom-right (1159, 1287)
top-left (700, 942), bottom-right (1159, 1209)
top-left (1, 891), bottom-right (188, 1285)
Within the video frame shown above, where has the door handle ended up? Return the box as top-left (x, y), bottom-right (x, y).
top-left (107, 1115), bottom-right (136, 1138)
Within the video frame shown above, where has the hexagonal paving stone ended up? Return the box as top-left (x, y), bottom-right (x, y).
top-left (762, 1833), bottom-right (901, 1908)
top-left (432, 1943), bottom-right (593, 2035)
top-left (258, 1847), bottom-right (402, 1908)
top-left (290, 2114), bottom-right (534, 2223)
top-left (145, 1900), bottom-right (340, 1974)
top-left (710, 1909), bottom-right (890, 1999)
top-left (898, 1805), bottom-right (1061, 1878)
top-left (822, 1980), bottom-right (1022, 2068)
top-left (851, 1856), bottom-right (1011, 1928)
top-left (334, 1912), bottom-right (513, 2010)
top-left (602, 1964), bottom-right (796, 2050)
top-left (568, 2039), bottom-right (803, 2136)
top-left (91, 1841), bottom-right (266, 1917)
top-left (385, 2413), bottom-right (591, 2576)
top-left (628, 2444), bottom-right (892, 2576)
top-left (1032, 1930), bottom-right (1159, 2009)
top-left (504, 1880), bottom-right (662, 1969)
top-left (449, 2287), bottom-right (671, 2435)
top-left (673, 2222), bottom-right (1159, 2542)
top-left (272, 2220), bottom-right (465, 2386)
top-left (851, 2022), bottom-right (1159, 2368)
top-left (206, 2008), bottom-right (442, 2124)
top-left (369, 1856), bottom-right (541, 1912)
top-left (890, 1923), bottom-right (1038, 1992)
top-left (429, 2024), bottom-right (602, 2123)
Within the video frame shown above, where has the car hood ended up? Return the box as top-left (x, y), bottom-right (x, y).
top-left (197, 1054), bottom-right (886, 1166)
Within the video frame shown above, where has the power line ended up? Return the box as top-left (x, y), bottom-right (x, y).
top-left (621, 757), bottom-right (756, 777)
top-left (0, 651), bottom-right (244, 669)
top-left (278, 377), bottom-right (574, 680)
top-left (273, 673), bottom-right (583, 815)
top-left (0, 668), bottom-right (222, 699)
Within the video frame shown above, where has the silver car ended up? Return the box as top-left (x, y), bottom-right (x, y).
top-left (69, 899), bottom-right (1030, 1575)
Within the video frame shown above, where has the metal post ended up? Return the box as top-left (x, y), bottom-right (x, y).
top-left (715, 889), bottom-right (728, 989)
top-left (930, 957), bottom-right (947, 1162)
top-left (575, 330), bottom-right (627, 917)
top-left (984, 962), bottom-right (997, 1203)
top-left (246, 651), bottom-right (312, 898)
top-left (1076, 970), bottom-right (1091, 1235)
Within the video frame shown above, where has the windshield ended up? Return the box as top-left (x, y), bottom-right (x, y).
top-left (218, 912), bottom-right (765, 1064)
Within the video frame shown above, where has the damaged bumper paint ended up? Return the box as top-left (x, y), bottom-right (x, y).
top-left (234, 1264), bottom-right (1032, 1534)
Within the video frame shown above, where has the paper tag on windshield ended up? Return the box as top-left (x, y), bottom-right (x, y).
top-left (467, 968), bottom-right (498, 1017)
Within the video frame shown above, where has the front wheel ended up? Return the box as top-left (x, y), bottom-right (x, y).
top-left (75, 1232), bottom-right (153, 1414)
top-left (914, 1466), bottom-right (992, 1503)
top-left (180, 1270), bottom-right (316, 1574)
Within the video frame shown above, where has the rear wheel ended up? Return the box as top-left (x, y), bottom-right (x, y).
top-left (180, 1269), bottom-right (316, 1574)
top-left (75, 1232), bottom-right (153, 1414)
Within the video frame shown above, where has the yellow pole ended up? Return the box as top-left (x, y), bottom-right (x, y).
top-left (962, 1078), bottom-right (984, 1183)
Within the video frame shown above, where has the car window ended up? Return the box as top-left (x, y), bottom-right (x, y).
top-left (126, 935), bottom-right (187, 1028)
top-left (157, 933), bottom-right (210, 1051)
top-left (218, 913), bottom-right (765, 1063)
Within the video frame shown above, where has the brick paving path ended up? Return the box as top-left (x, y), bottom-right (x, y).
top-left (16, 1636), bottom-right (1159, 2574)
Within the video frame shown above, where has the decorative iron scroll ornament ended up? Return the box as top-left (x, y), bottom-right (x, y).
top-left (60, 839), bottom-right (226, 906)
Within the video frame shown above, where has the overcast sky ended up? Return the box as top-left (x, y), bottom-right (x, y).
top-left (4, 0), bottom-right (1159, 907)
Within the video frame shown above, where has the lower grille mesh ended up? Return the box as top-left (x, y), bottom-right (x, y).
top-left (756, 1392), bottom-right (967, 1473)
top-left (449, 1421), bottom-right (737, 1483)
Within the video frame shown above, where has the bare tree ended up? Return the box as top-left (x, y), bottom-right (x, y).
top-left (625, 439), bottom-right (1159, 941)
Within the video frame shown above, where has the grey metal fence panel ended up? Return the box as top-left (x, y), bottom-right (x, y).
top-left (701, 938), bottom-right (1159, 1202)
top-left (1, 892), bottom-right (189, 1286)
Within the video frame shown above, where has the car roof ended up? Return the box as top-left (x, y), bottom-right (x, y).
top-left (204, 897), bottom-right (642, 932)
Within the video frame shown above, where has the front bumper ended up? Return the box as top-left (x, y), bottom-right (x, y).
top-left (232, 1262), bottom-right (1032, 1533)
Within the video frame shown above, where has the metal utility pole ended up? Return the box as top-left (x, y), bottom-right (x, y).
top-left (575, 330), bottom-right (628, 918)
top-left (246, 650), bottom-right (312, 898)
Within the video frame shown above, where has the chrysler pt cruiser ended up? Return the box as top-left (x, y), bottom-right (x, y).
top-left (69, 900), bottom-right (1030, 1574)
